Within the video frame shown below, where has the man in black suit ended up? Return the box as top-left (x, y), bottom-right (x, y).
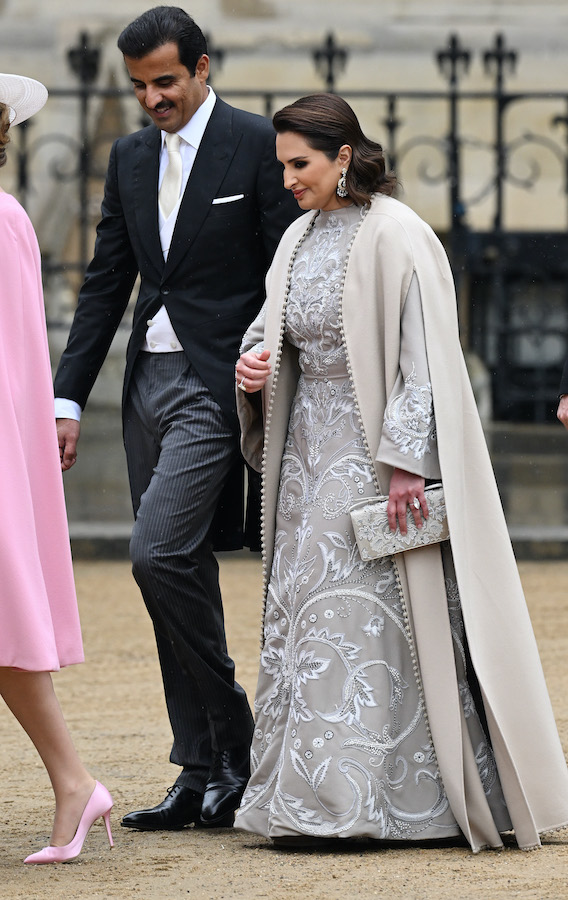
top-left (54, 6), bottom-right (298, 831)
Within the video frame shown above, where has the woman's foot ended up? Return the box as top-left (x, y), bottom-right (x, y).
top-left (50, 776), bottom-right (97, 846)
top-left (24, 781), bottom-right (113, 865)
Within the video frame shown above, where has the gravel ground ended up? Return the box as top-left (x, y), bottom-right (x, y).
top-left (1, 556), bottom-right (567, 900)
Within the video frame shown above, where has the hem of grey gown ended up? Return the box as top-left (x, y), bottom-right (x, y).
top-left (234, 818), bottom-right (568, 852)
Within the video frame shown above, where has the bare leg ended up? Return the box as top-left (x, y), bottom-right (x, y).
top-left (0, 668), bottom-right (95, 846)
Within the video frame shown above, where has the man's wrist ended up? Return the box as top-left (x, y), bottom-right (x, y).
top-left (54, 398), bottom-right (82, 421)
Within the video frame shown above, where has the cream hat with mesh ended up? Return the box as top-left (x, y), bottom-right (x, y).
top-left (0, 73), bottom-right (48, 127)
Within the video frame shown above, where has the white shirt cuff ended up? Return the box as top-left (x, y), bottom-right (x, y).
top-left (54, 398), bottom-right (82, 421)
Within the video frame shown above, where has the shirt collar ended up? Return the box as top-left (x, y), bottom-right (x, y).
top-left (161, 86), bottom-right (216, 151)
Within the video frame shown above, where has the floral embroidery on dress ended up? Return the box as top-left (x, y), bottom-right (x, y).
top-left (475, 741), bottom-right (499, 797)
top-left (384, 363), bottom-right (436, 460)
top-left (236, 206), bottom-right (509, 842)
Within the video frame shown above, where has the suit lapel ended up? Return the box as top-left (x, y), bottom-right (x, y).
top-left (133, 126), bottom-right (164, 277)
top-left (165, 99), bottom-right (241, 277)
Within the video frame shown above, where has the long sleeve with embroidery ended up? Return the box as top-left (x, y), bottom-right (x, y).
top-left (376, 272), bottom-right (441, 479)
top-left (239, 301), bottom-right (266, 356)
top-left (235, 302), bottom-right (267, 472)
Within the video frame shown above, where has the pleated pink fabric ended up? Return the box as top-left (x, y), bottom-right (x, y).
top-left (0, 192), bottom-right (83, 671)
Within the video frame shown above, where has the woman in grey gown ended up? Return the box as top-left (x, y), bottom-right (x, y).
top-left (233, 94), bottom-right (568, 850)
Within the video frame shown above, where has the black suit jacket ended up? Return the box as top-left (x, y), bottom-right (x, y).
top-left (55, 97), bottom-right (298, 432)
top-left (54, 97), bottom-right (299, 549)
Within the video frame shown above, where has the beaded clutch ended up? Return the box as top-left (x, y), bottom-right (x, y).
top-left (350, 483), bottom-right (449, 559)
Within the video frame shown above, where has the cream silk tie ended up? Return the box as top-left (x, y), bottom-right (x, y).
top-left (159, 132), bottom-right (182, 219)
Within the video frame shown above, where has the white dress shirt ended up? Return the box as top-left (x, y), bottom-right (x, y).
top-left (55, 88), bottom-right (217, 421)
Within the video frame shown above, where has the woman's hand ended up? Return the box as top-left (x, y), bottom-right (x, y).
top-left (387, 467), bottom-right (428, 535)
top-left (235, 349), bottom-right (271, 394)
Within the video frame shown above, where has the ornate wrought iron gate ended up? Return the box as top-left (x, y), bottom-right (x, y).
top-left (11, 30), bottom-right (568, 422)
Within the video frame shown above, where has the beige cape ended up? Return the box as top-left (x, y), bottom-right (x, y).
top-left (238, 193), bottom-right (568, 851)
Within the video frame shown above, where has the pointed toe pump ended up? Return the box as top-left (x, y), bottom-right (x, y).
top-left (24, 781), bottom-right (113, 865)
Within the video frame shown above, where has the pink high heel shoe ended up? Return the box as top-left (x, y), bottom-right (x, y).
top-left (24, 781), bottom-right (114, 865)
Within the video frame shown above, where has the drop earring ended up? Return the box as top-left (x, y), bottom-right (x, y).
top-left (336, 167), bottom-right (349, 198)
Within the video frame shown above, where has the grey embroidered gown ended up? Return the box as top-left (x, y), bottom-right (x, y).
top-left (236, 205), bottom-right (511, 841)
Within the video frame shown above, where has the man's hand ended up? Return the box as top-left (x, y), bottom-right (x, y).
top-left (557, 395), bottom-right (568, 431)
top-left (56, 418), bottom-right (81, 471)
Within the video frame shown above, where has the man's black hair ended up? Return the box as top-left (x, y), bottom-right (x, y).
top-left (117, 6), bottom-right (207, 75)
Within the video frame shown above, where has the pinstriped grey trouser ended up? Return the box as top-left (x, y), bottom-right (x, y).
top-left (124, 351), bottom-right (254, 794)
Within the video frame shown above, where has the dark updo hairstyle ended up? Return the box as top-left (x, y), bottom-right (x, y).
top-left (273, 93), bottom-right (397, 206)
top-left (117, 6), bottom-right (207, 77)
top-left (0, 103), bottom-right (11, 169)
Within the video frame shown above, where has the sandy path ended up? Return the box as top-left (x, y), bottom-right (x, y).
top-left (1, 557), bottom-right (567, 900)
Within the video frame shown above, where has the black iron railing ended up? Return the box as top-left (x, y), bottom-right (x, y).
top-left (10, 30), bottom-right (568, 422)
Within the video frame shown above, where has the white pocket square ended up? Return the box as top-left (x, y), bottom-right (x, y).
top-left (212, 194), bottom-right (245, 205)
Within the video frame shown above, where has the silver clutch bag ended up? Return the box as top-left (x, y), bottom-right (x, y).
top-left (350, 483), bottom-right (449, 560)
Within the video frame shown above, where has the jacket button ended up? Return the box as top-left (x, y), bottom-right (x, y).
top-left (161, 286), bottom-right (170, 295)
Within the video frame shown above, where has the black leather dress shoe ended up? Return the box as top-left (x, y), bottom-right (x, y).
top-left (200, 745), bottom-right (251, 825)
top-left (121, 784), bottom-right (203, 831)
top-left (195, 810), bottom-right (235, 829)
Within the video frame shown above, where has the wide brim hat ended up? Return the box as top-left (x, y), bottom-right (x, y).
top-left (0, 73), bottom-right (48, 127)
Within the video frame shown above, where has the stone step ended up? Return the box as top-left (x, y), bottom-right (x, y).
top-left (63, 412), bottom-right (568, 560)
top-left (493, 454), bottom-right (568, 485)
top-left (487, 422), bottom-right (568, 456)
top-left (66, 521), bottom-right (568, 562)
top-left (489, 424), bottom-right (568, 529)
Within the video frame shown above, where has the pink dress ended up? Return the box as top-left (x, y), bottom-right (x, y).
top-left (0, 192), bottom-right (83, 670)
